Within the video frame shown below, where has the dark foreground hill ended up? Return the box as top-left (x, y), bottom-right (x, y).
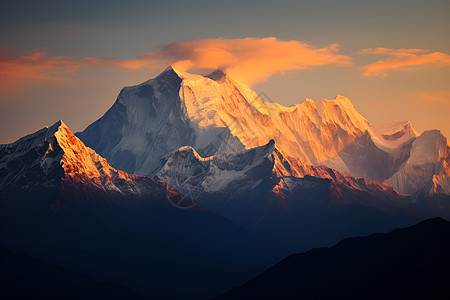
top-left (0, 247), bottom-right (141, 300)
top-left (216, 217), bottom-right (450, 300)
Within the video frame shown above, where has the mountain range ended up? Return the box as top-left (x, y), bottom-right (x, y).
top-left (77, 66), bottom-right (450, 251)
top-left (0, 120), bottom-right (285, 299)
top-left (1, 66), bottom-right (449, 299)
top-left (78, 66), bottom-right (450, 196)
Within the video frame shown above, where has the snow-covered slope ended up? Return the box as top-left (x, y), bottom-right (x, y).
top-left (386, 130), bottom-right (450, 195)
top-left (154, 140), bottom-right (275, 198)
top-left (154, 139), bottom-right (427, 251)
top-left (77, 67), bottom-right (244, 176)
top-left (78, 67), bottom-right (370, 176)
top-left (179, 69), bottom-right (369, 165)
top-left (324, 122), bottom-right (450, 195)
top-left (77, 66), bottom-right (449, 195)
top-left (323, 131), bottom-right (414, 182)
top-left (0, 121), bottom-right (65, 190)
top-left (155, 139), bottom-right (407, 207)
top-left (0, 120), bottom-right (182, 206)
top-left (0, 121), bottom-right (288, 299)
top-left (369, 120), bottom-right (418, 151)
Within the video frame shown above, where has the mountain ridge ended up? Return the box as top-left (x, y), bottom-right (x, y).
top-left (77, 67), bottom-right (449, 196)
top-left (0, 119), bottom-right (182, 208)
top-left (216, 217), bottom-right (450, 300)
top-left (77, 67), bottom-right (371, 173)
top-left (0, 120), bottom-right (287, 299)
top-left (2, 66), bottom-right (450, 298)
top-left (154, 138), bottom-right (430, 252)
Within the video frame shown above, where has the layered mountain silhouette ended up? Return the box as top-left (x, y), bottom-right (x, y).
top-left (0, 121), bottom-right (286, 299)
top-left (154, 139), bottom-right (431, 252)
top-left (76, 66), bottom-right (450, 251)
top-left (2, 66), bottom-right (450, 299)
top-left (216, 217), bottom-right (450, 300)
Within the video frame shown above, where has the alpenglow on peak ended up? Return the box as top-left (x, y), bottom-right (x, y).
top-left (76, 67), bottom-right (397, 177)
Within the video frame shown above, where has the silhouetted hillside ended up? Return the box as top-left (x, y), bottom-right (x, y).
top-left (217, 218), bottom-right (450, 300)
top-left (0, 247), bottom-right (141, 300)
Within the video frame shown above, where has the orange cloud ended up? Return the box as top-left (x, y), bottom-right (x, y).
top-left (0, 38), bottom-right (352, 94)
top-left (360, 48), bottom-right (450, 77)
top-left (0, 49), bottom-right (83, 93)
top-left (415, 90), bottom-right (450, 105)
top-left (0, 50), bottom-right (166, 94)
top-left (162, 37), bottom-right (352, 86)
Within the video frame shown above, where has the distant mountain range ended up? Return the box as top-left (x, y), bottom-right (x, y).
top-left (1, 66), bottom-right (449, 299)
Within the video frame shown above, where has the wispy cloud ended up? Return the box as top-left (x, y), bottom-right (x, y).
top-left (0, 38), bottom-right (352, 93)
top-left (360, 48), bottom-right (450, 77)
top-left (0, 49), bottom-right (165, 94)
top-left (161, 37), bottom-right (352, 86)
top-left (0, 49), bottom-right (83, 93)
top-left (415, 90), bottom-right (450, 105)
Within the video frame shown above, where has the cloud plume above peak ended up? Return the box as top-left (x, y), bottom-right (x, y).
top-left (160, 37), bottom-right (352, 86)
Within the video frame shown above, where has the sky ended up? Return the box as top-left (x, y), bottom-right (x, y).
top-left (1, 0), bottom-right (449, 143)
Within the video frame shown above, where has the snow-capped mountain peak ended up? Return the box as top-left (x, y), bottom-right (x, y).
top-left (0, 121), bottom-right (175, 203)
top-left (369, 120), bottom-right (419, 150)
top-left (154, 139), bottom-right (276, 195)
top-left (76, 67), bottom-right (449, 196)
top-left (179, 73), bottom-right (371, 165)
top-left (78, 67), bottom-right (374, 175)
top-left (385, 129), bottom-right (450, 194)
top-left (1, 120), bottom-right (66, 190)
top-left (206, 69), bottom-right (227, 83)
